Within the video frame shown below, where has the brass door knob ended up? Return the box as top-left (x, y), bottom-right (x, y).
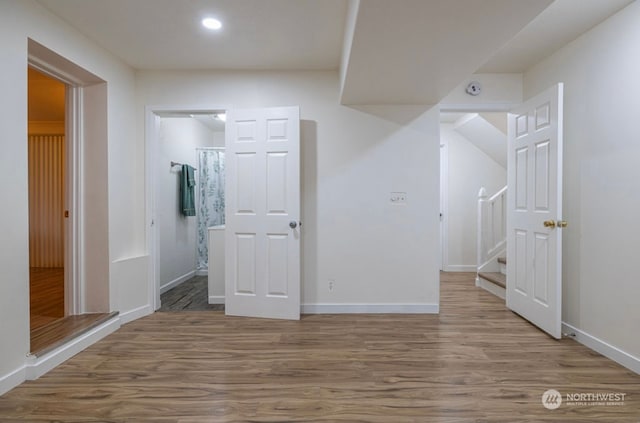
top-left (557, 220), bottom-right (568, 228)
top-left (543, 220), bottom-right (556, 228)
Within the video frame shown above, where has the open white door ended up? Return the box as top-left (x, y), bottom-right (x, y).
top-left (225, 106), bottom-right (301, 320)
top-left (506, 84), bottom-right (564, 339)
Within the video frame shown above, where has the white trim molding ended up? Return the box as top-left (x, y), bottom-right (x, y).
top-left (146, 104), bottom-right (231, 313)
top-left (160, 270), bottom-right (196, 294)
top-left (439, 138), bottom-right (448, 272)
top-left (208, 295), bottom-right (225, 305)
top-left (562, 322), bottom-right (640, 375)
top-left (301, 303), bottom-right (439, 314)
top-left (0, 365), bottom-right (27, 396)
top-left (119, 304), bottom-right (154, 325)
top-left (25, 316), bottom-right (120, 380)
top-left (445, 265), bottom-right (476, 272)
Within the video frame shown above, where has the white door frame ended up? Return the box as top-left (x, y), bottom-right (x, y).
top-left (439, 140), bottom-right (448, 272)
top-left (27, 59), bottom-right (83, 316)
top-left (145, 105), bottom-right (230, 311)
top-left (438, 104), bottom-right (514, 273)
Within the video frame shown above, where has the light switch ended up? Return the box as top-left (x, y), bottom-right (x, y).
top-left (390, 192), bottom-right (407, 204)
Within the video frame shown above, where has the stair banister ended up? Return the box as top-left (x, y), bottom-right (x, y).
top-left (477, 185), bottom-right (507, 275)
top-left (477, 187), bottom-right (488, 271)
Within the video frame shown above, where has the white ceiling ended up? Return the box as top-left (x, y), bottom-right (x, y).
top-left (440, 112), bottom-right (467, 124)
top-left (454, 114), bottom-right (507, 168)
top-left (339, 0), bottom-right (552, 104)
top-left (479, 0), bottom-right (634, 72)
top-left (155, 112), bottom-right (226, 132)
top-left (36, 0), bottom-right (635, 103)
top-left (37, 0), bottom-right (348, 70)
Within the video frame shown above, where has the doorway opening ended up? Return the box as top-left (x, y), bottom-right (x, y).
top-left (439, 110), bottom-right (508, 299)
top-left (27, 39), bottom-right (115, 358)
top-left (148, 110), bottom-right (227, 312)
top-left (28, 67), bottom-right (67, 331)
top-left (439, 82), bottom-right (564, 340)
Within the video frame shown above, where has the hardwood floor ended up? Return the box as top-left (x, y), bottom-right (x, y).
top-left (1, 272), bottom-right (639, 422)
top-left (159, 275), bottom-right (224, 312)
top-left (29, 267), bottom-right (64, 331)
top-left (30, 312), bottom-right (118, 356)
top-left (28, 267), bottom-right (117, 356)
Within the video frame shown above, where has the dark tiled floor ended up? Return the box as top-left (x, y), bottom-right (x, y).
top-left (158, 275), bottom-right (224, 312)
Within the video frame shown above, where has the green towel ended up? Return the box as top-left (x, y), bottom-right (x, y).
top-left (180, 164), bottom-right (196, 217)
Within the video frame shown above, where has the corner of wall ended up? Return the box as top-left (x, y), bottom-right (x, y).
top-left (0, 365), bottom-right (26, 397)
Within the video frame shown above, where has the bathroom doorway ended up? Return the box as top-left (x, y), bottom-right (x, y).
top-left (151, 111), bottom-right (226, 312)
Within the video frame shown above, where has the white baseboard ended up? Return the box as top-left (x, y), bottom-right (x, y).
top-left (119, 304), bottom-right (153, 325)
top-left (208, 295), bottom-right (225, 305)
top-left (196, 269), bottom-right (208, 276)
top-left (301, 303), bottom-right (439, 314)
top-left (476, 276), bottom-right (506, 300)
top-left (25, 316), bottom-right (120, 381)
top-left (0, 365), bottom-right (26, 396)
top-left (562, 322), bottom-right (640, 375)
top-left (444, 265), bottom-right (476, 272)
top-left (160, 270), bottom-right (196, 294)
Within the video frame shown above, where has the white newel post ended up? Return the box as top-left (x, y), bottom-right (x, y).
top-left (476, 187), bottom-right (487, 286)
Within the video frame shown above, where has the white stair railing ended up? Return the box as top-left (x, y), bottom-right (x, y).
top-left (477, 186), bottom-right (507, 271)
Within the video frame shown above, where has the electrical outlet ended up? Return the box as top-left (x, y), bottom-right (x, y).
top-left (390, 192), bottom-right (407, 204)
top-left (328, 279), bottom-right (334, 292)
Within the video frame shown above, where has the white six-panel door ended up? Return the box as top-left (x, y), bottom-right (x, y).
top-left (225, 107), bottom-right (301, 320)
top-left (506, 84), bottom-right (564, 339)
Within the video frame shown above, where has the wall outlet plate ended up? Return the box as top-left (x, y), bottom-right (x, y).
top-left (390, 192), bottom-right (407, 204)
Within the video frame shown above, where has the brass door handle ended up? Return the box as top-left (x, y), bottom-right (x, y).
top-left (543, 220), bottom-right (556, 228)
top-left (557, 220), bottom-right (568, 228)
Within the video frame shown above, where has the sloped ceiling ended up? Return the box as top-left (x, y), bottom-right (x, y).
top-left (36, 0), bottom-right (633, 106)
top-left (454, 114), bottom-right (507, 168)
top-left (478, 0), bottom-right (634, 73)
top-left (339, 0), bottom-right (552, 105)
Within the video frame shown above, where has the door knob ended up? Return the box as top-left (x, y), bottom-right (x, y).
top-left (289, 221), bottom-right (298, 229)
top-left (543, 220), bottom-right (556, 228)
top-left (557, 220), bottom-right (568, 228)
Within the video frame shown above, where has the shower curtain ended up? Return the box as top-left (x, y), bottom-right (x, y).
top-left (197, 148), bottom-right (225, 271)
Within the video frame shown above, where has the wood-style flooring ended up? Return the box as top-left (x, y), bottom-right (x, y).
top-left (29, 267), bottom-right (64, 330)
top-left (1, 272), bottom-right (639, 422)
top-left (159, 275), bottom-right (224, 312)
top-left (30, 312), bottom-right (118, 357)
top-left (29, 267), bottom-right (116, 356)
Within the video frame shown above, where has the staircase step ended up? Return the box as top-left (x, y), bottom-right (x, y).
top-left (478, 272), bottom-right (506, 289)
top-left (497, 257), bottom-right (507, 265)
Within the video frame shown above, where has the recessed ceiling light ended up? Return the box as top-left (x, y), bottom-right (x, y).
top-left (202, 17), bottom-right (222, 30)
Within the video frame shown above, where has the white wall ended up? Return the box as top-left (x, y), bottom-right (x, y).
top-left (0, 0), bottom-right (145, 392)
top-left (137, 71), bottom-right (441, 309)
top-left (157, 117), bottom-right (215, 290)
top-left (212, 131), bottom-right (225, 147)
top-left (524, 1), bottom-right (640, 362)
top-left (440, 73), bottom-right (523, 111)
top-left (442, 125), bottom-right (506, 271)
